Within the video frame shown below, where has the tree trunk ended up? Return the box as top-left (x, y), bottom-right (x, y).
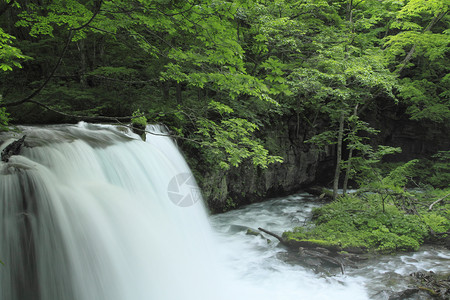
top-left (176, 82), bottom-right (182, 104)
top-left (333, 112), bottom-right (345, 201)
top-left (343, 104), bottom-right (358, 194)
top-left (342, 148), bottom-right (353, 195)
top-left (77, 39), bottom-right (88, 88)
top-left (162, 81), bottom-right (170, 102)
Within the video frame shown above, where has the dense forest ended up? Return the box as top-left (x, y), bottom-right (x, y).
top-left (1, 0), bottom-right (449, 206)
top-left (1, 1), bottom-right (450, 293)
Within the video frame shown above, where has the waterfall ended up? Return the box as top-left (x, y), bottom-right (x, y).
top-left (0, 123), bottom-right (227, 300)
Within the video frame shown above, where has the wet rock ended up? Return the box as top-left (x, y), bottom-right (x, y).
top-left (390, 271), bottom-right (450, 299)
top-left (388, 288), bottom-right (420, 300)
top-left (131, 123), bottom-right (146, 141)
top-left (1, 135), bottom-right (26, 162)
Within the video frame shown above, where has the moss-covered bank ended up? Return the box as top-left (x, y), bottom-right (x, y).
top-left (282, 190), bottom-right (450, 254)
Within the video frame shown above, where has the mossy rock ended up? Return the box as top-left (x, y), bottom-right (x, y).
top-left (131, 123), bottom-right (146, 141)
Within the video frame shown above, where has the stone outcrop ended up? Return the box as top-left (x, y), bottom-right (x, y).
top-left (197, 116), bottom-right (334, 213)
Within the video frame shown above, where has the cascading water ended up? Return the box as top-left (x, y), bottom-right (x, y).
top-left (4, 122), bottom-right (439, 300)
top-left (0, 123), bottom-right (226, 300)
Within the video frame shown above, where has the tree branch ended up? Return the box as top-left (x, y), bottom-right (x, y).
top-left (258, 227), bottom-right (286, 244)
top-left (396, 9), bottom-right (448, 73)
top-left (25, 100), bottom-right (204, 144)
top-left (2, 1), bottom-right (105, 108)
top-left (70, 0), bottom-right (104, 31)
top-left (428, 193), bottom-right (450, 211)
top-left (1, 31), bottom-right (74, 108)
top-left (27, 100), bottom-right (135, 121)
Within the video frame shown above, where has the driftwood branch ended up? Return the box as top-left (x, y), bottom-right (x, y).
top-left (258, 227), bottom-right (371, 275)
top-left (429, 193), bottom-right (450, 211)
top-left (258, 227), bottom-right (286, 244)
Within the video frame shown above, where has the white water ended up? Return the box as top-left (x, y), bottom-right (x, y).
top-left (1, 123), bottom-right (224, 300)
top-left (211, 194), bottom-right (450, 300)
top-left (1, 123), bottom-right (448, 300)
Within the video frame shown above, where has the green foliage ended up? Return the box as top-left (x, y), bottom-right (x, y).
top-left (196, 100), bottom-right (283, 170)
top-left (342, 144), bottom-right (403, 188)
top-left (429, 151), bottom-right (450, 188)
top-left (15, 0), bottom-right (94, 40)
top-left (223, 197), bottom-right (237, 212)
top-left (381, 159), bottom-right (419, 188)
top-left (423, 213), bottom-right (450, 234)
top-left (408, 151), bottom-right (450, 188)
top-left (0, 0), bottom-right (448, 177)
top-left (0, 28), bottom-right (30, 71)
top-left (283, 195), bottom-right (436, 253)
top-left (385, 0), bottom-right (450, 122)
top-left (131, 109), bottom-right (147, 128)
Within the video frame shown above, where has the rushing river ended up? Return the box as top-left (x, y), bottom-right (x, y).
top-left (0, 123), bottom-right (448, 300)
top-left (210, 194), bottom-right (450, 299)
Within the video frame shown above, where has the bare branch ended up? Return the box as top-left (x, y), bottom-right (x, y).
top-left (429, 193), bottom-right (450, 211)
top-left (396, 9), bottom-right (449, 73)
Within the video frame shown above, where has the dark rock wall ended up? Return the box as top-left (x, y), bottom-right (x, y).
top-left (197, 115), bottom-right (334, 213)
top-left (363, 99), bottom-right (450, 161)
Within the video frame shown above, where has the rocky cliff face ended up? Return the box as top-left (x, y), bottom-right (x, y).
top-left (196, 115), bottom-right (334, 213)
top-left (363, 100), bottom-right (450, 161)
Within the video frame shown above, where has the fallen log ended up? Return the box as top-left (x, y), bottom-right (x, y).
top-left (1, 135), bottom-right (26, 162)
top-left (258, 227), bottom-right (286, 245)
top-left (304, 186), bottom-right (333, 200)
top-left (258, 227), bottom-right (355, 274)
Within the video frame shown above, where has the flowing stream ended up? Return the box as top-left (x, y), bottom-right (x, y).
top-left (211, 194), bottom-right (450, 299)
top-left (0, 123), bottom-right (448, 300)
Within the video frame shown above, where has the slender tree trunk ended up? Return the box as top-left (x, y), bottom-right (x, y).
top-left (197, 88), bottom-right (203, 102)
top-left (333, 111), bottom-right (345, 201)
top-left (78, 39), bottom-right (88, 88)
top-left (162, 81), bottom-right (170, 102)
top-left (176, 82), bottom-right (182, 104)
top-left (342, 147), bottom-right (353, 195)
top-left (343, 104), bottom-right (358, 194)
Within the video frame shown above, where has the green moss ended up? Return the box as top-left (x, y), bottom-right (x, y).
top-left (297, 239), bottom-right (341, 248)
top-left (283, 193), bottom-right (449, 254)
